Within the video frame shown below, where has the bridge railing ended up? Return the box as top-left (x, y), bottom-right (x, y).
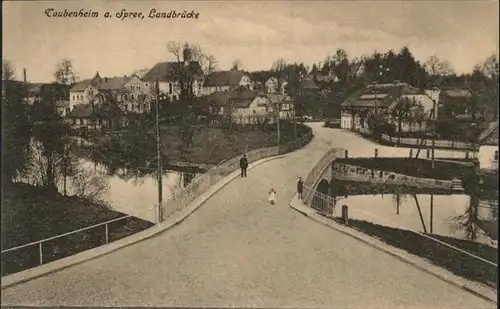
top-left (302, 148), bottom-right (345, 206)
top-left (1, 215), bottom-right (130, 275)
top-left (160, 130), bottom-right (314, 222)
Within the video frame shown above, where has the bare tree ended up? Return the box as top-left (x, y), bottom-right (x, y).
top-left (271, 58), bottom-right (287, 94)
top-left (231, 59), bottom-right (242, 71)
top-left (54, 59), bottom-right (79, 85)
top-left (204, 54), bottom-right (218, 75)
top-left (70, 167), bottom-right (110, 202)
top-left (424, 55), bottom-right (455, 77)
top-left (2, 58), bottom-right (15, 81)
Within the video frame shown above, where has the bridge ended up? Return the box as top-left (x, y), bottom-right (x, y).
top-left (0, 123), bottom-right (494, 308)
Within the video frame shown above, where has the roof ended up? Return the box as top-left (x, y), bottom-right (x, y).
top-left (56, 100), bottom-right (70, 108)
top-left (68, 104), bottom-right (94, 118)
top-left (70, 79), bottom-right (93, 92)
top-left (142, 61), bottom-right (204, 82)
top-left (206, 90), bottom-right (266, 108)
top-left (24, 83), bottom-right (70, 99)
top-left (302, 78), bottom-right (319, 90)
top-left (314, 74), bottom-right (338, 83)
top-left (204, 71), bottom-right (247, 87)
top-left (479, 120), bottom-right (499, 143)
top-left (341, 82), bottom-right (422, 108)
top-left (441, 89), bottom-right (472, 98)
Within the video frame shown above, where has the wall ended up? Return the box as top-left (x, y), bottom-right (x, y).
top-left (332, 162), bottom-right (454, 190)
top-left (478, 145), bottom-right (499, 170)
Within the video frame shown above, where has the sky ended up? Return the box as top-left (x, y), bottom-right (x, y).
top-left (3, 0), bottom-right (499, 83)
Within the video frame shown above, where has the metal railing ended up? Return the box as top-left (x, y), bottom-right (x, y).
top-left (331, 162), bottom-right (455, 190)
top-left (381, 134), bottom-right (473, 150)
top-left (1, 215), bottom-right (130, 268)
top-left (159, 130), bottom-right (314, 222)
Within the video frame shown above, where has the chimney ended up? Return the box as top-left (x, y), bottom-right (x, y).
top-left (23, 68), bottom-right (27, 83)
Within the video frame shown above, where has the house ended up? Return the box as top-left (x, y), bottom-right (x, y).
top-left (267, 93), bottom-right (295, 119)
top-left (202, 70), bottom-right (253, 95)
top-left (265, 77), bottom-right (288, 94)
top-left (122, 76), bottom-right (154, 114)
top-left (70, 73), bottom-right (152, 114)
top-left (313, 73), bottom-right (339, 89)
top-left (301, 76), bottom-right (320, 93)
top-left (206, 90), bottom-right (273, 124)
top-left (142, 61), bottom-right (205, 102)
top-left (66, 102), bottom-right (122, 131)
top-left (438, 86), bottom-right (472, 119)
top-left (340, 81), bottom-right (438, 132)
top-left (26, 83), bottom-right (71, 118)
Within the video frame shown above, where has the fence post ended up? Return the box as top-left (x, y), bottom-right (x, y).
top-left (465, 151), bottom-right (469, 159)
top-left (327, 187), bottom-right (332, 217)
top-left (426, 149), bottom-right (430, 159)
top-left (105, 223), bottom-right (109, 244)
top-left (374, 148), bottom-right (378, 158)
top-left (409, 148), bottom-right (413, 158)
top-left (39, 242), bottom-right (43, 266)
top-left (342, 205), bottom-right (349, 225)
top-left (451, 140), bottom-right (454, 149)
top-left (345, 149), bottom-right (348, 159)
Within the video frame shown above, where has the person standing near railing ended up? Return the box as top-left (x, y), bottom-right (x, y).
top-left (240, 154), bottom-right (248, 178)
top-left (297, 177), bottom-right (304, 200)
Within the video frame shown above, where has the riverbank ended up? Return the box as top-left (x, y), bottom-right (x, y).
top-left (330, 217), bottom-right (497, 289)
top-left (93, 122), bottom-right (309, 168)
top-left (1, 183), bottom-right (153, 276)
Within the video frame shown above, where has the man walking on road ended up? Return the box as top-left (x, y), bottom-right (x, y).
top-left (240, 154), bottom-right (248, 178)
top-left (297, 177), bottom-right (304, 200)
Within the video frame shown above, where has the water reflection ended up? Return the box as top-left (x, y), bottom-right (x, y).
top-left (68, 134), bottom-right (202, 222)
top-left (332, 193), bottom-right (497, 246)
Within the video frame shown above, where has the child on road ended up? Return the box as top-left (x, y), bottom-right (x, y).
top-left (268, 188), bottom-right (277, 205)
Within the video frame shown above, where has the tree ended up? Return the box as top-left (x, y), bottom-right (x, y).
top-left (330, 48), bottom-right (350, 84)
top-left (204, 54), bottom-right (217, 75)
top-left (391, 97), bottom-right (419, 143)
top-left (271, 58), bottom-right (287, 94)
top-left (2, 80), bottom-right (31, 184)
top-left (424, 55), bottom-right (455, 77)
top-left (392, 188), bottom-right (408, 215)
top-left (167, 41), bottom-right (202, 103)
top-left (231, 59), bottom-right (242, 71)
top-left (2, 58), bottom-right (15, 81)
top-left (54, 59), bottom-right (79, 85)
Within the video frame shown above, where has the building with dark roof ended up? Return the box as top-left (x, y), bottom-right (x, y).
top-left (201, 70), bottom-right (253, 95)
top-left (142, 61), bottom-right (205, 102)
top-left (340, 81), bottom-right (437, 132)
top-left (69, 72), bottom-right (152, 115)
top-left (205, 90), bottom-right (274, 125)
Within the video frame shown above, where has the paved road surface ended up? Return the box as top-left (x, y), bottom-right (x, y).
top-left (1, 124), bottom-right (493, 308)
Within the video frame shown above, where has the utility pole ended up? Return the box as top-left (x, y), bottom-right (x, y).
top-left (431, 96), bottom-right (436, 169)
top-left (155, 80), bottom-right (163, 223)
top-left (276, 101), bottom-right (281, 148)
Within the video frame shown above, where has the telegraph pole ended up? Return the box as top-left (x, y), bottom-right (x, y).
top-left (276, 101), bottom-right (281, 148)
top-left (155, 80), bottom-right (163, 223)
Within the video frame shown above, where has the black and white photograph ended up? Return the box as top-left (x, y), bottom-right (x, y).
top-left (1, 0), bottom-right (499, 307)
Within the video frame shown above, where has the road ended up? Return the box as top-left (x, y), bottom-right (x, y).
top-left (1, 123), bottom-right (493, 308)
